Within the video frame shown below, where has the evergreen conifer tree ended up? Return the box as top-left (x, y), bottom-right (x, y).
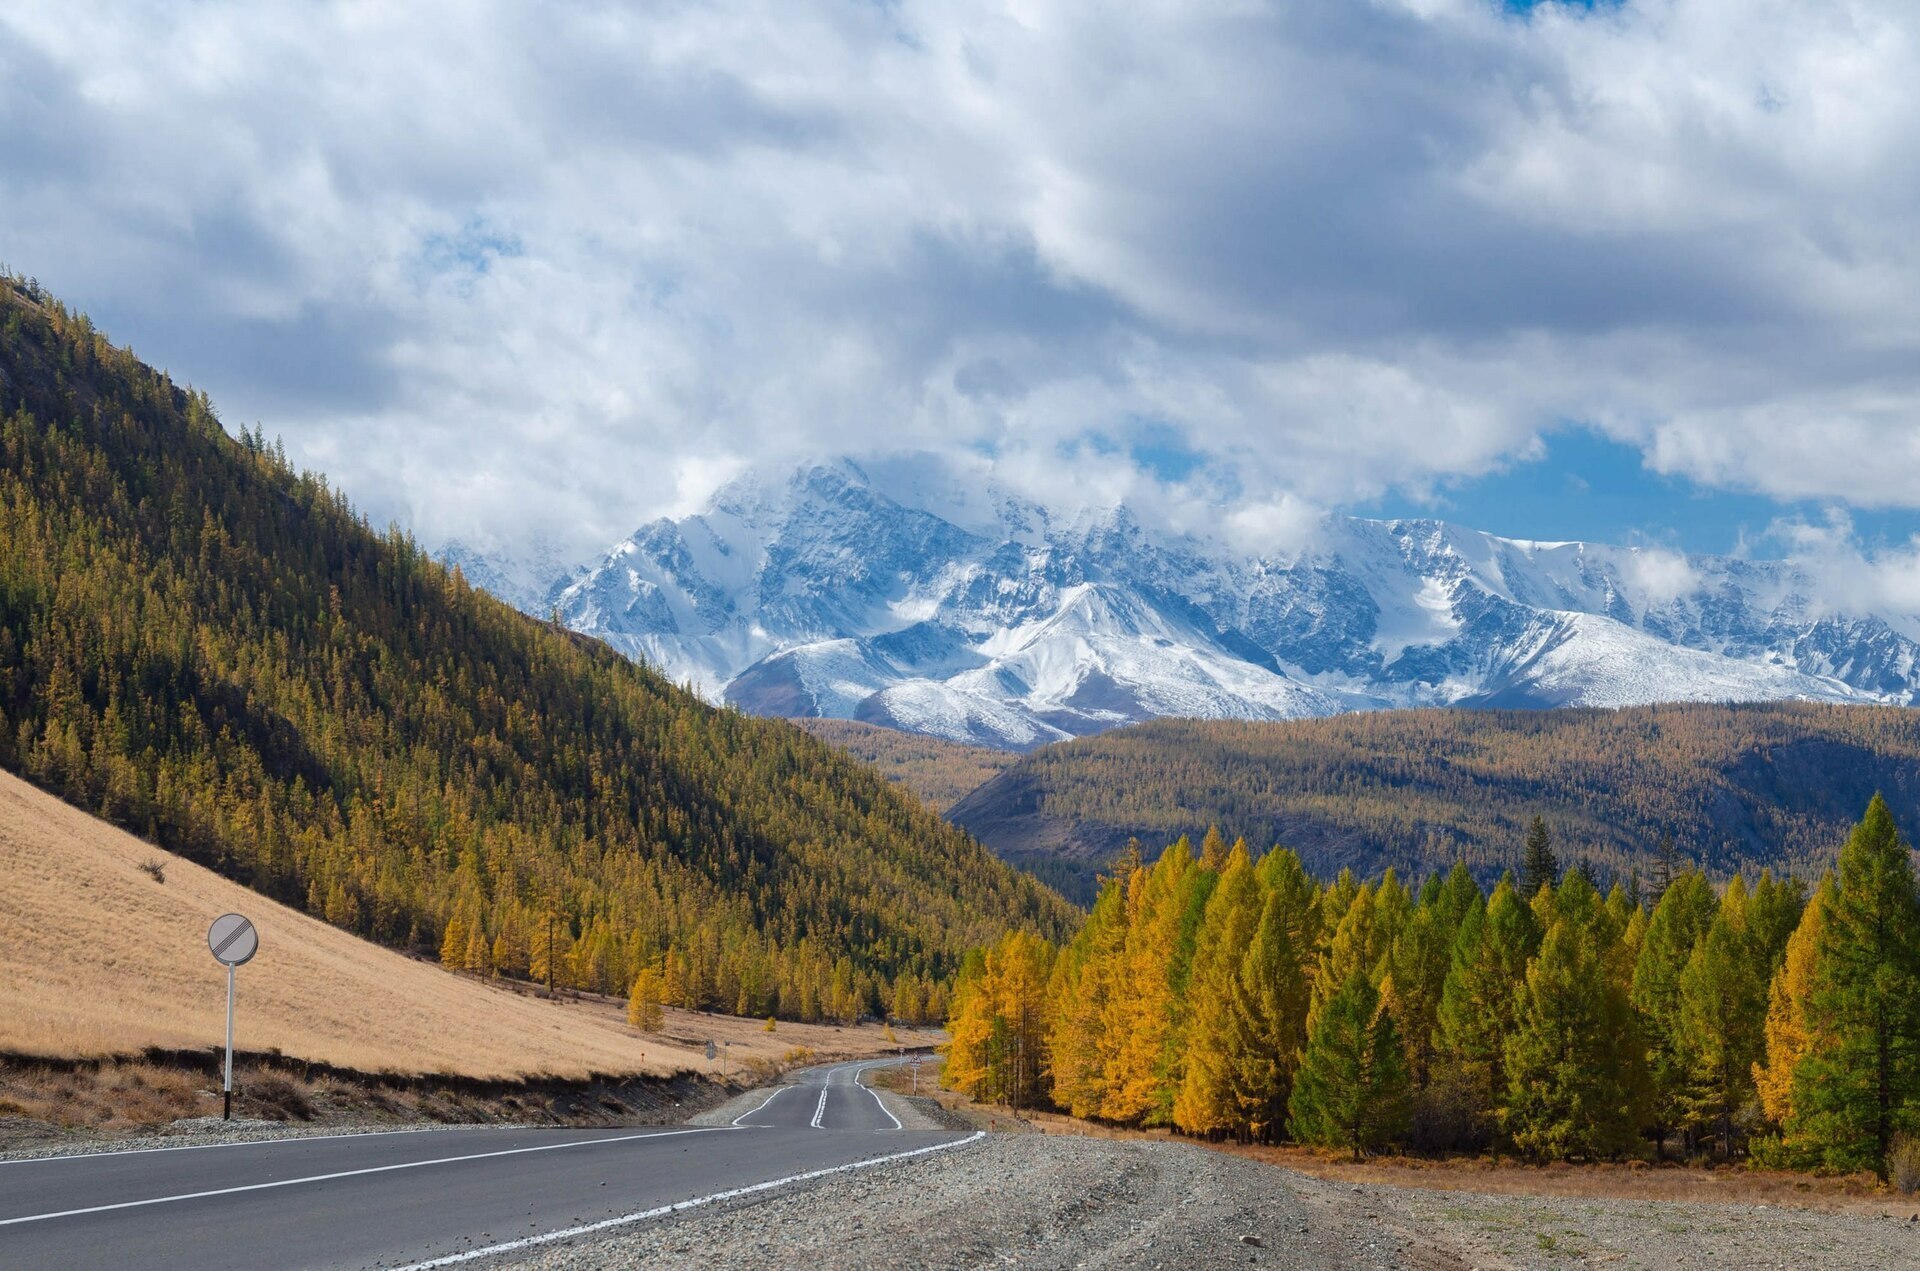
top-left (1433, 879), bottom-right (1538, 1143)
top-left (1227, 886), bottom-right (1311, 1140)
top-left (1675, 877), bottom-right (1766, 1157)
top-left (1505, 917), bottom-right (1641, 1160)
top-left (1288, 968), bottom-right (1411, 1159)
top-left (1788, 795), bottom-right (1920, 1176)
top-left (1632, 870), bottom-right (1718, 1152)
top-left (1520, 817), bottom-right (1558, 899)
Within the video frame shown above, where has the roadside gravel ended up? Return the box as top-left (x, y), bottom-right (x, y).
top-left (494, 1133), bottom-right (1920, 1271)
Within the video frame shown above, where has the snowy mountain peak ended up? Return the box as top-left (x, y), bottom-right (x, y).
top-left (451, 458), bottom-right (1918, 749)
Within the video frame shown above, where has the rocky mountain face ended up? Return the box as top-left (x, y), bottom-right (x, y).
top-left (455, 457), bottom-right (1920, 750)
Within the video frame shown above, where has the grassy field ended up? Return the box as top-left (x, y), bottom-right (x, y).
top-left (0, 771), bottom-right (933, 1081)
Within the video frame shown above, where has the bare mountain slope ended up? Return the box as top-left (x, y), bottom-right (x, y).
top-left (0, 770), bottom-right (908, 1079)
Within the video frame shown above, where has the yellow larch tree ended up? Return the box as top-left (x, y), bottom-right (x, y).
top-left (1754, 878), bottom-right (1830, 1127)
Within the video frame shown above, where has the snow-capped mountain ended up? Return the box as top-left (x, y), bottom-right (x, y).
top-left (453, 457), bottom-right (1920, 749)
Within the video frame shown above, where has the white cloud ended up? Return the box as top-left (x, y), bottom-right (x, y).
top-left (2, 0), bottom-right (1918, 560)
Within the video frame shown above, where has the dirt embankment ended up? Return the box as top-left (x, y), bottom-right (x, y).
top-left (0, 1051), bottom-right (746, 1157)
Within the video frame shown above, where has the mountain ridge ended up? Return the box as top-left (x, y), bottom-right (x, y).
top-left (454, 455), bottom-right (1919, 749)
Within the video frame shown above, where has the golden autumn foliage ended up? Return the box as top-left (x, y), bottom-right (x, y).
top-left (949, 795), bottom-right (1918, 1175)
top-left (0, 275), bottom-right (1073, 1024)
top-left (1755, 881), bottom-right (1828, 1126)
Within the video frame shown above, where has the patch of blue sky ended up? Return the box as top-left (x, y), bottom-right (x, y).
top-left (1355, 427), bottom-right (1920, 558)
top-left (416, 218), bottom-right (524, 281)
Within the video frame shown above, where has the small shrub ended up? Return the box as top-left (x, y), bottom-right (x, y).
top-left (247, 1075), bottom-right (314, 1122)
top-left (763, 1015), bottom-right (777, 1033)
top-left (137, 858), bottom-right (166, 883)
top-left (1890, 1133), bottom-right (1920, 1194)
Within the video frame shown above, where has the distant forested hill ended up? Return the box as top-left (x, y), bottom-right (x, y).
top-left (0, 275), bottom-right (1073, 1021)
top-left (793, 719), bottom-right (1016, 811)
top-left (947, 705), bottom-right (1920, 901)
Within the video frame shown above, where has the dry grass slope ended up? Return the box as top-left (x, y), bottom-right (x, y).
top-left (0, 771), bottom-right (924, 1080)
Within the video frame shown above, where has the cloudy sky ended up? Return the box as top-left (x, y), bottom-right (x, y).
top-left (5, 0), bottom-right (1919, 572)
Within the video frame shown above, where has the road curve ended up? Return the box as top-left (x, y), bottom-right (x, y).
top-left (0, 1062), bottom-right (969, 1271)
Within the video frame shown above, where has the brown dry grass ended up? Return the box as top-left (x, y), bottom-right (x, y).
top-left (0, 771), bottom-right (938, 1080)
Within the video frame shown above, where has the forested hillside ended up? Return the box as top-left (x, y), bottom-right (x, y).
top-left (793, 719), bottom-right (1015, 812)
top-left (0, 275), bottom-right (1073, 1022)
top-left (949, 706), bottom-right (1920, 900)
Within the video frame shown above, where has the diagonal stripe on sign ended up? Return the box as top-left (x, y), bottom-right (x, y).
top-left (211, 919), bottom-right (254, 959)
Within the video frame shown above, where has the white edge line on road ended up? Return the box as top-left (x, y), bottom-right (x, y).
top-left (729, 1085), bottom-right (792, 1127)
top-left (0, 1125), bottom-right (445, 1168)
top-left (0, 1127), bottom-right (725, 1228)
top-left (389, 1130), bottom-right (988, 1271)
top-left (854, 1065), bottom-right (904, 1131)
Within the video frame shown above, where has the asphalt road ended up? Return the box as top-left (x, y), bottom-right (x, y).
top-left (0, 1061), bottom-right (968, 1271)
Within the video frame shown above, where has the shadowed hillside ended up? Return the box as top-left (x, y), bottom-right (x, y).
top-left (793, 718), bottom-right (1016, 811)
top-left (948, 704), bottom-right (1920, 901)
top-left (0, 275), bottom-right (1073, 1020)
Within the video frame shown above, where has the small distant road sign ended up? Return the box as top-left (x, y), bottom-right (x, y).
top-left (705, 1040), bottom-right (718, 1062)
top-left (207, 913), bottom-right (258, 966)
top-left (207, 913), bottom-right (258, 1121)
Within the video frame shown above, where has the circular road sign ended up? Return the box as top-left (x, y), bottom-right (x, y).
top-left (207, 913), bottom-right (259, 967)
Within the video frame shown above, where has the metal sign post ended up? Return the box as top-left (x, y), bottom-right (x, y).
top-left (206, 914), bottom-right (259, 1120)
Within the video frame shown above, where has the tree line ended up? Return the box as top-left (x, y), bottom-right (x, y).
top-left (944, 800), bottom-right (1920, 1177)
top-left (0, 275), bottom-right (1072, 1025)
top-left (955, 707), bottom-right (1920, 900)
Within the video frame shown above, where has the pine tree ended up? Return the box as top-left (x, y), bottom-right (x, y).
top-left (1288, 968), bottom-right (1411, 1160)
top-left (1433, 878), bottom-right (1538, 1145)
top-left (1172, 844), bottom-right (1261, 1136)
top-left (1652, 835), bottom-right (1681, 901)
top-left (1227, 885), bottom-right (1310, 1140)
top-left (1505, 916), bottom-right (1640, 1161)
top-left (1745, 870), bottom-right (1807, 977)
top-left (627, 966), bottom-right (665, 1032)
top-left (1675, 877), bottom-right (1766, 1157)
top-left (1788, 795), bottom-right (1920, 1176)
top-left (1312, 881), bottom-right (1382, 1024)
top-left (1631, 870), bottom-right (1718, 1152)
top-left (1520, 817), bottom-right (1558, 899)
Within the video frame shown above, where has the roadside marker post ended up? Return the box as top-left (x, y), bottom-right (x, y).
top-left (206, 913), bottom-right (259, 1120)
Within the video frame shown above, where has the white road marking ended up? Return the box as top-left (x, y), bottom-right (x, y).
top-left (0, 1125), bottom-right (443, 1168)
top-left (730, 1086), bottom-right (793, 1127)
top-left (854, 1064), bottom-right (904, 1131)
top-left (0, 1127), bottom-right (725, 1227)
top-left (389, 1131), bottom-right (988, 1270)
top-left (810, 1084), bottom-right (830, 1128)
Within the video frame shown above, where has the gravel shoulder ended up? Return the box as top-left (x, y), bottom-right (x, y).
top-left (492, 1132), bottom-right (1920, 1271)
